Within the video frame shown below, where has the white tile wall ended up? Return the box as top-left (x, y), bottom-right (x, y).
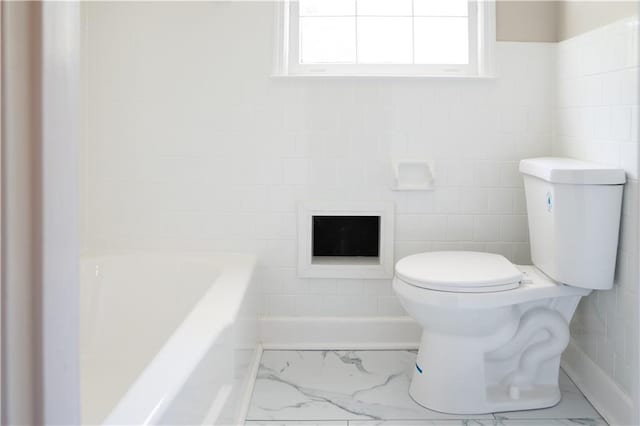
top-left (81, 1), bottom-right (556, 319)
top-left (554, 17), bottom-right (639, 401)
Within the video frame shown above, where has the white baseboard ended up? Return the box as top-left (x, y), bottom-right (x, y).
top-left (260, 316), bottom-right (421, 350)
top-left (561, 340), bottom-right (635, 426)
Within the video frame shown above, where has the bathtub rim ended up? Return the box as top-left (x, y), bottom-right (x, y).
top-left (92, 252), bottom-right (257, 425)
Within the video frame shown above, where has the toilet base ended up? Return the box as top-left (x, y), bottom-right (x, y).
top-left (410, 382), bottom-right (561, 414)
top-left (393, 271), bottom-right (587, 415)
top-left (409, 320), bottom-right (566, 415)
top-left (486, 384), bottom-right (561, 412)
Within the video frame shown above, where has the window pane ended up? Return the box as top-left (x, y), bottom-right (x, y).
top-left (414, 17), bottom-right (468, 64)
top-left (414, 0), bottom-right (468, 16)
top-left (299, 0), bottom-right (356, 16)
top-left (300, 17), bottom-right (356, 63)
top-left (356, 0), bottom-right (412, 16)
top-left (357, 17), bottom-right (412, 64)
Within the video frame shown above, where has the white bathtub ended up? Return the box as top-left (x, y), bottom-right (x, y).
top-left (80, 253), bottom-right (259, 425)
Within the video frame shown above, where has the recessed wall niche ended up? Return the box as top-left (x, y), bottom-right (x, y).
top-left (312, 215), bottom-right (380, 260)
top-left (297, 202), bottom-right (394, 279)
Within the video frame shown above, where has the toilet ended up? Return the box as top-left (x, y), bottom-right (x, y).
top-left (393, 157), bottom-right (626, 414)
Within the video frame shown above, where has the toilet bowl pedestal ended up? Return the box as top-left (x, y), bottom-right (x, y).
top-left (410, 331), bottom-right (491, 414)
top-left (393, 261), bottom-right (590, 415)
top-left (409, 305), bottom-right (573, 414)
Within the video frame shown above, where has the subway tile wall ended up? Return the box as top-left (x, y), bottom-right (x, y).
top-left (554, 17), bottom-right (639, 400)
top-left (82, 2), bottom-right (555, 318)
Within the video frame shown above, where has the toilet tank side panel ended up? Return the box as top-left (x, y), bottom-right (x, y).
top-left (523, 175), bottom-right (623, 290)
top-left (555, 184), bottom-right (623, 290)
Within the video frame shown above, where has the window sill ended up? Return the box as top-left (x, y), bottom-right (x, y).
top-left (270, 72), bottom-right (497, 80)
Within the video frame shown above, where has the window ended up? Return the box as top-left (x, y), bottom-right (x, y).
top-left (274, 0), bottom-right (495, 77)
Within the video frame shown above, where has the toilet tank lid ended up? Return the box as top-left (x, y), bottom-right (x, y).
top-left (519, 157), bottom-right (626, 185)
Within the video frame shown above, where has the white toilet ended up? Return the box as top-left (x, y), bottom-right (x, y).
top-left (393, 157), bottom-right (626, 414)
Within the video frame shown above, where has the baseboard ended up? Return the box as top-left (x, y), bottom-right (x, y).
top-left (561, 340), bottom-right (635, 426)
top-left (234, 343), bottom-right (263, 426)
top-left (259, 316), bottom-right (421, 350)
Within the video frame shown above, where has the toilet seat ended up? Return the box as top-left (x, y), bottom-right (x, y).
top-left (393, 263), bottom-right (591, 309)
top-left (395, 251), bottom-right (522, 293)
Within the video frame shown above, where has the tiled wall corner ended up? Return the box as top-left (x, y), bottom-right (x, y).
top-left (555, 17), bottom-right (639, 401)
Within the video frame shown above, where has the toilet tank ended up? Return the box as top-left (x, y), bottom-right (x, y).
top-left (519, 157), bottom-right (626, 290)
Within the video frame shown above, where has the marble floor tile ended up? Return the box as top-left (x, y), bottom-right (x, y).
top-left (246, 350), bottom-right (604, 425)
top-left (244, 420), bottom-right (606, 426)
top-left (245, 422), bottom-right (347, 426)
top-left (349, 420), bottom-right (606, 426)
top-left (347, 421), bottom-right (487, 426)
top-left (247, 350), bottom-right (494, 421)
top-left (493, 420), bottom-right (607, 426)
top-left (494, 372), bottom-right (601, 420)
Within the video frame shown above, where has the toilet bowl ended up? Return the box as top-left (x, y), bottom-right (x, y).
top-left (394, 251), bottom-right (589, 414)
top-left (393, 157), bottom-right (626, 414)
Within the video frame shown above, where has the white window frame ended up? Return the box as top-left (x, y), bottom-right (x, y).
top-left (274, 0), bottom-right (496, 78)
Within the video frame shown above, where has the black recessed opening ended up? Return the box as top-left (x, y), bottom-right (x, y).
top-left (312, 216), bottom-right (380, 257)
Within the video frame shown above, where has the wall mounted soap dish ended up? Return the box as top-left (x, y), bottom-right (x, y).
top-left (392, 160), bottom-right (434, 191)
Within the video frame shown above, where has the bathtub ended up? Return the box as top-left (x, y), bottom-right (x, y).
top-left (80, 253), bottom-right (260, 425)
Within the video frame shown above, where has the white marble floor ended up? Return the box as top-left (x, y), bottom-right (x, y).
top-left (246, 350), bottom-right (606, 426)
